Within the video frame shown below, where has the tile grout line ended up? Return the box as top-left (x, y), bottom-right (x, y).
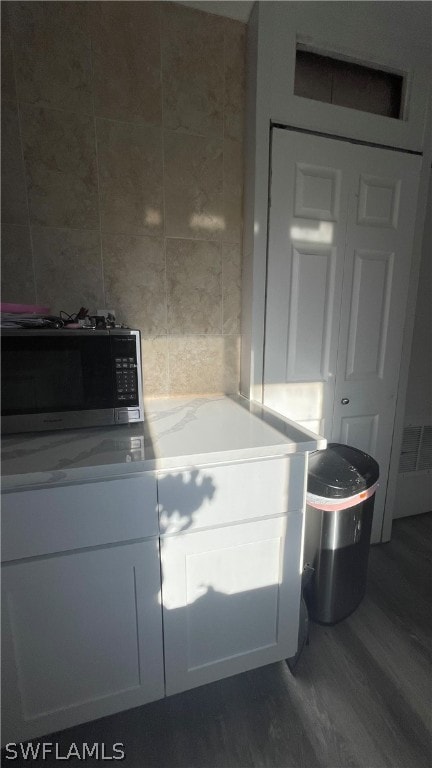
top-left (221, 20), bottom-right (226, 342)
top-left (159, 5), bottom-right (170, 396)
top-left (0, 221), bottom-right (241, 247)
top-left (12, 97), bottom-right (221, 142)
top-left (88, 9), bottom-right (106, 311)
top-left (8, 23), bottom-right (38, 305)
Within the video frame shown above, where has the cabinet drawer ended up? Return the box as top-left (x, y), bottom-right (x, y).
top-left (2, 474), bottom-right (158, 562)
top-left (158, 454), bottom-right (306, 535)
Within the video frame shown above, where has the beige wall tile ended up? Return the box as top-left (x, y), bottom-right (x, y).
top-left (1, 9), bottom-right (16, 104)
top-left (168, 334), bottom-right (239, 395)
top-left (97, 119), bottom-right (164, 237)
top-left (162, 3), bottom-right (224, 138)
top-left (164, 131), bottom-right (224, 239)
top-left (168, 335), bottom-right (224, 394)
top-left (1, 1), bottom-right (246, 399)
top-left (224, 20), bottom-right (246, 142)
top-left (1, 102), bottom-right (28, 225)
top-left (222, 243), bottom-right (242, 334)
top-left (10, 1), bottom-right (92, 114)
top-left (102, 233), bottom-right (166, 334)
top-left (1, 224), bottom-right (35, 304)
top-left (141, 336), bottom-right (169, 397)
top-left (90, 1), bottom-right (161, 125)
top-left (1, 37), bottom-right (16, 104)
top-left (20, 104), bottom-right (99, 229)
top-left (166, 239), bottom-right (222, 334)
top-left (32, 226), bottom-right (103, 316)
top-left (223, 138), bottom-right (243, 243)
top-left (222, 334), bottom-right (241, 393)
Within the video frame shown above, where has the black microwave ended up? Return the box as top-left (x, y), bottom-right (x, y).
top-left (1, 328), bottom-right (144, 434)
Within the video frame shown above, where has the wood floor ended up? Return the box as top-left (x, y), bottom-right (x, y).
top-left (3, 513), bottom-right (431, 768)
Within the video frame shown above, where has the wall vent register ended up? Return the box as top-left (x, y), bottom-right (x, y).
top-left (399, 425), bottom-right (432, 473)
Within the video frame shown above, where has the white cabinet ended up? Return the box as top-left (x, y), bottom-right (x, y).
top-left (1, 472), bottom-right (163, 745)
top-left (159, 455), bottom-right (307, 696)
top-left (2, 540), bottom-right (164, 744)
top-left (1, 447), bottom-right (309, 740)
top-left (161, 514), bottom-right (303, 695)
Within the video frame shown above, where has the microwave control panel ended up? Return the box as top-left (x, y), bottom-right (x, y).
top-left (115, 356), bottom-right (138, 402)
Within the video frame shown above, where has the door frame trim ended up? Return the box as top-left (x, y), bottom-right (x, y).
top-left (271, 122), bottom-right (423, 157)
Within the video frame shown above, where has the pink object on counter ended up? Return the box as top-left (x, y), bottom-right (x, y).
top-left (1, 303), bottom-right (51, 314)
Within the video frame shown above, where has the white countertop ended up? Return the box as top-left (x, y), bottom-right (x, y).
top-left (1, 395), bottom-right (326, 491)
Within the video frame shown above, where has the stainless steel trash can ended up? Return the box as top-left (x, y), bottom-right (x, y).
top-left (303, 443), bottom-right (379, 625)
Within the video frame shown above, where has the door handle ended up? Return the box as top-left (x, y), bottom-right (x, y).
top-left (341, 398), bottom-right (350, 405)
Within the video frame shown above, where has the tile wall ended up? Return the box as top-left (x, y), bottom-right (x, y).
top-left (1, 1), bottom-right (245, 396)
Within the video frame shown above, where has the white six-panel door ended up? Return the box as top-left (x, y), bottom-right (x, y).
top-left (264, 127), bottom-right (421, 541)
top-left (264, 129), bottom-right (350, 436)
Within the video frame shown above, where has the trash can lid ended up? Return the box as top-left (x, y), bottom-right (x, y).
top-left (307, 443), bottom-right (379, 499)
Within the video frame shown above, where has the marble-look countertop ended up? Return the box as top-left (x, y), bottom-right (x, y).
top-left (1, 395), bottom-right (326, 491)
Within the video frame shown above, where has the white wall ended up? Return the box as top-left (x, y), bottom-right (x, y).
top-left (269, 1), bottom-right (431, 151)
top-left (394, 171), bottom-right (432, 518)
top-left (404, 173), bottom-right (432, 426)
top-left (241, 0), bottom-right (432, 403)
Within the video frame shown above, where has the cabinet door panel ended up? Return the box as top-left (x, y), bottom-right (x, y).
top-left (161, 514), bottom-right (303, 695)
top-left (2, 541), bottom-right (164, 744)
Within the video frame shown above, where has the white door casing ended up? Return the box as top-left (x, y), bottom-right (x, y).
top-left (264, 127), bottom-right (421, 542)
